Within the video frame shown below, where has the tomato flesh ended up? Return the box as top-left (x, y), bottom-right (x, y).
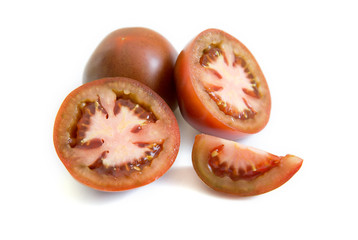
top-left (72, 97), bottom-right (162, 177)
top-left (192, 134), bottom-right (303, 196)
top-left (208, 144), bottom-right (280, 181)
top-left (54, 77), bottom-right (180, 191)
top-left (200, 44), bottom-right (260, 120)
top-left (175, 29), bottom-right (271, 139)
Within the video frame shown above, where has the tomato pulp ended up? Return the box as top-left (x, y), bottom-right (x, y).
top-left (54, 77), bottom-right (180, 191)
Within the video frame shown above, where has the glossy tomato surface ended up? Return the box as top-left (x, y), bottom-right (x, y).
top-left (192, 134), bottom-right (303, 196)
top-left (175, 29), bottom-right (271, 139)
top-left (54, 77), bottom-right (180, 191)
top-left (83, 27), bottom-right (178, 110)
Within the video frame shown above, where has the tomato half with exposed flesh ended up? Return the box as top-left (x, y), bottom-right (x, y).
top-left (175, 29), bottom-right (271, 140)
top-left (192, 134), bottom-right (303, 196)
top-left (53, 77), bottom-right (180, 191)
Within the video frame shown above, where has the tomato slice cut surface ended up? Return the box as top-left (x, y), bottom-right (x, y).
top-left (53, 77), bottom-right (180, 191)
top-left (175, 29), bottom-right (271, 139)
top-left (192, 134), bottom-right (303, 196)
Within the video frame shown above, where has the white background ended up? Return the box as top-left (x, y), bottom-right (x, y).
top-left (1, 0), bottom-right (357, 239)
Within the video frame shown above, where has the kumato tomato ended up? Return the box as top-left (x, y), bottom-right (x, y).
top-left (192, 134), bottom-right (303, 196)
top-left (83, 27), bottom-right (178, 110)
top-left (175, 29), bottom-right (271, 140)
top-left (53, 77), bottom-right (180, 191)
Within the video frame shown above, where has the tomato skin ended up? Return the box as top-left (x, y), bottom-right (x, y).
top-left (192, 134), bottom-right (303, 196)
top-left (54, 77), bottom-right (180, 191)
top-left (174, 29), bottom-right (271, 140)
top-left (83, 27), bottom-right (178, 110)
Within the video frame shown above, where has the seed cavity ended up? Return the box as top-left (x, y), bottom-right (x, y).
top-left (200, 43), bottom-right (229, 67)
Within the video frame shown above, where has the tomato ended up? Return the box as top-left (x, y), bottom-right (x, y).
top-left (53, 77), bottom-right (180, 191)
top-left (175, 29), bottom-right (271, 140)
top-left (83, 27), bottom-right (178, 110)
top-left (192, 134), bottom-right (303, 196)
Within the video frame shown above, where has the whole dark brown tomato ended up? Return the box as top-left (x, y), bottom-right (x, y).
top-left (83, 27), bottom-right (178, 110)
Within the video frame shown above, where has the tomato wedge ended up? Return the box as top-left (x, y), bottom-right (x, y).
top-left (175, 29), bottom-right (271, 139)
top-left (53, 77), bottom-right (180, 191)
top-left (192, 134), bottom-right (303, 196)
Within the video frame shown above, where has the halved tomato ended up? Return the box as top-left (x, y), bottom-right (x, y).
top-left (192, 134), bottom-right (303, 196)
top-left (175, 29), bottom-right (271, 140)
top-left (53, 77), bottom-right (180, 191)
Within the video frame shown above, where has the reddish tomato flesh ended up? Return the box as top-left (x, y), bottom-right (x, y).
top-left (192, 134), bottom-right (303, 196)
top-left (54, 77), bottom-right (180, 191)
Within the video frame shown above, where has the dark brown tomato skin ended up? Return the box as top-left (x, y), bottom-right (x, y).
top-left (83, 27), bottom-right (178, 110)
top-left (174, 29), bottom-right (271, 140)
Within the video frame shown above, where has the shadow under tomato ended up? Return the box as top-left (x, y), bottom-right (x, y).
top-left (62, 175), bottom-right (137, 204)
